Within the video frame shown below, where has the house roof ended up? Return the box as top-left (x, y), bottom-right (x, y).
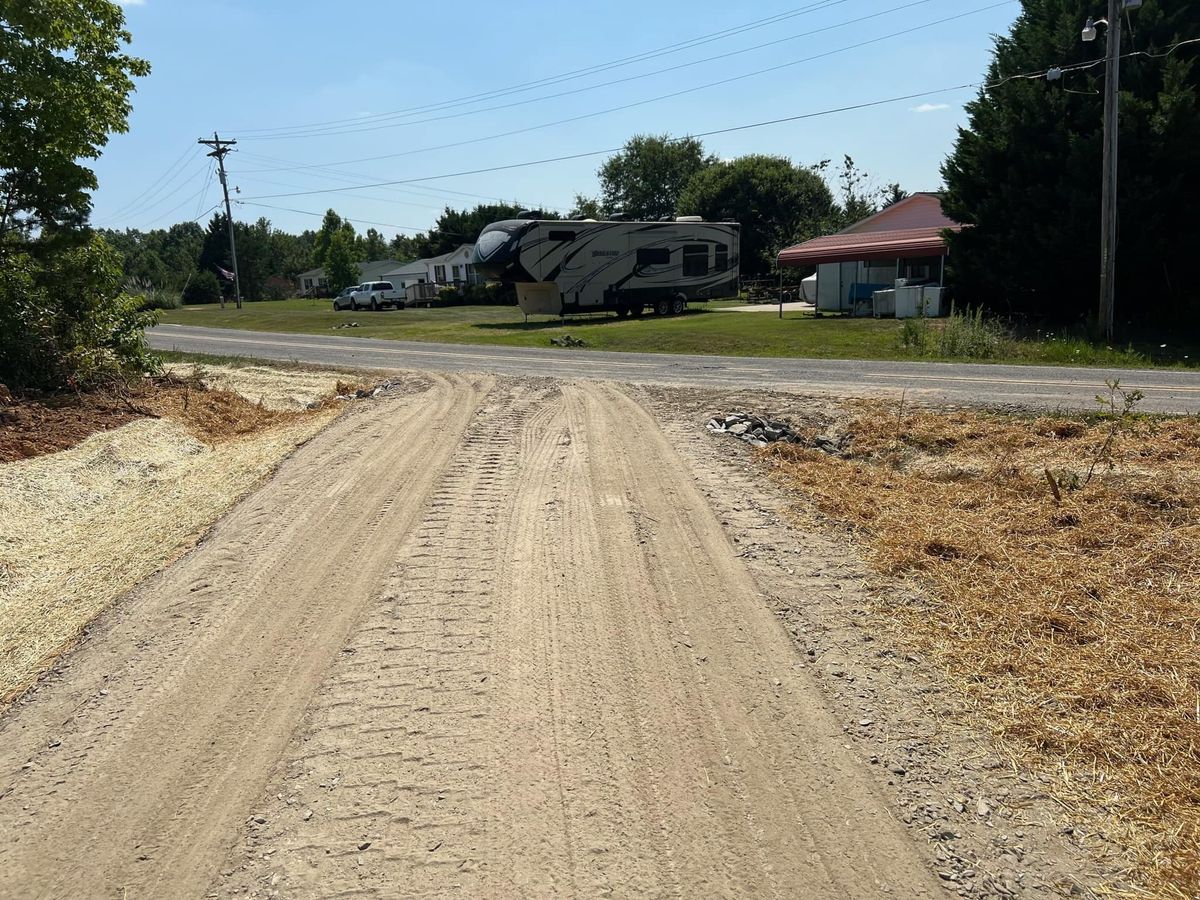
top-left (777, 194), bottom-right (962, 267)
top-left (297, 267), bottom-right (324, 279)
top-left (357, 259), bottom-right (405, 281)
top-left (382, 260), bottom-right (427, 278)
top-left (422, 244), bottom-right (474, 265)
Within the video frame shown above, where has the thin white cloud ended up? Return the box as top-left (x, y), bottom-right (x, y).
top-left (910, 103), bottom-right (951, 114)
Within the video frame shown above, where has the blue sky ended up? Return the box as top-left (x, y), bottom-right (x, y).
top-left (94, 0), bottom-right (1021, 238)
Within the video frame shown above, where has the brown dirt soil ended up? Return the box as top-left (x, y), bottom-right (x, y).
top-left (763, 401), bottom-right (1200, 898)
top-left (0, 375), bottom-right (323, 464)
top-left (0, 377), bottom-right (944, 899)
top-left (0, 388), bottom-right (141, 463)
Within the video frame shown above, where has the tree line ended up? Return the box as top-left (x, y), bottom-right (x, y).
top-left (100, 142), bottom-right (904, 302)
top-left (4, 0), bottom-right (1197, 392)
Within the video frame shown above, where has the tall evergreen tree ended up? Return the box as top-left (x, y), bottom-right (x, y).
top-left (942, 0), bottom-right (1200, 325)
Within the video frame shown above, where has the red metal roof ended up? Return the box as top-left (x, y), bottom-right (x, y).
top-left (777, 225), bottom-right (961, 267)
top-left (777, 193), bottom-right (963, 267)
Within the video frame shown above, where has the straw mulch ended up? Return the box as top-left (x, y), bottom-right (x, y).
top-left (764, 402), bottom-right (1199, 899)
top-left (0, 377), bottom-right (340, 705)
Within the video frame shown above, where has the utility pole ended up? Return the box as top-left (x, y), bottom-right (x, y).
top-left (1098, 0), bottom-right (1121, 342)
top-left (198, 133), bottom-right (241, 310)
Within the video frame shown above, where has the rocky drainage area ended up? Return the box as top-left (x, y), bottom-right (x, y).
top-left (708, 412), bottom-right (849, 455)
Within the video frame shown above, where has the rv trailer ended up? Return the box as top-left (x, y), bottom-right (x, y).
top-left (470, 217), bottom-right (740, 317)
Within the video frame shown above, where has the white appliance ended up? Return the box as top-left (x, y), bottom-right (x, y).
top-left (872, 289), bottom-right (895, 317)
top-left (894, 285), bottom-right (923, 318)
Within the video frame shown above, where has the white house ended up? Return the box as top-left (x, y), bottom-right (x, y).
top-left (423, 244), bottom-right (481, 286)
top-left (379, 260), bottom-right (429, 293)
top-left (296, 259), bottom-right (404, 295)
top-left (381, 244), bottom-right (483, 295)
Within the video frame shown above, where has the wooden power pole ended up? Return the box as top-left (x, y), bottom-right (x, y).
top-left (1098, 0), bottom-right (1122, 342)
top-left (198, 133), bottom-right (241, 310)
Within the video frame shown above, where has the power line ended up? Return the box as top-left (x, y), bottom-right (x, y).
top-left (233, 151), bottom-right (570, 212)
top-left (106, 144), bottom-right (199, 219)
top-left (233, 0), bottom-right (855, 137)
top-left (237, 201), bottom-right (471, 236)
top-left (238, 36), bottom-right (1200, 205)
top-left (240, 0), bottom-right (938, 141)
top-left (235, 1), bottom-right (1013, 174)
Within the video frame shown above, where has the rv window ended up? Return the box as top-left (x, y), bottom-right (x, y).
top-left (682, 245), bottom-right (708, 277)
top-left (715, 244), bottom-right (729, 271)
top-left (548, 230), bottom-right (576, 242)
top-left (636, 247), bottom-right (670, 266)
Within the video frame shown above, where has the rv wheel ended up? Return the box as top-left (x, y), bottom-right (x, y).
top-left (654, 298), bottom-right (671, 316)
top-left (670, 297), bottom-right (686, 316)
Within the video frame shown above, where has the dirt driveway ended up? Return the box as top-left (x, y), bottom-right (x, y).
top-left (0, 375), bottom-right (940, 898)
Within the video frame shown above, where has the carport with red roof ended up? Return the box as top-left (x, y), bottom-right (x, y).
top-left (777, 193), bottom-right (963, 315)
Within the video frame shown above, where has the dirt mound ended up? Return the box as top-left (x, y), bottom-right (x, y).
top-left (0, 388), bottom-right (142, 463)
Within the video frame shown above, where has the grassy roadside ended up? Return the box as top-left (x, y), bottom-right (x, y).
top-left (762, 398), bottom-right (1200, 897)
top-left (158, 299), bottom-right (1200, 369)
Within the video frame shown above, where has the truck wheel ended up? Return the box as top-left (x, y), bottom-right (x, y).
top-left (615, 305), bottom-right (630, 318)
top-left (630, 305), bottom-right (644, 317)
top-left (332, 301), bottom-right (339, 312)
top-left (671, 297), bottom-right (686, 316)
top-left (654, 298), bottom-right (671, 316)
top-left (370, 297), bottom-right (379, 311)
top-left (350, 299), bottom-right (358, 311)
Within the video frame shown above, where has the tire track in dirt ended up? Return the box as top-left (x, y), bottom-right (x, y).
top-left (216, 379), bottom-right (941, 898)
top-left (0, 374), bottom-right (489, 898)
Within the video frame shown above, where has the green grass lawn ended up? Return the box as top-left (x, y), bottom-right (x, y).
top-left (157, 298), bottom-right (1198, 369)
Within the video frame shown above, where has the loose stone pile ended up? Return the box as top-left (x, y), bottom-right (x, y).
top-left (708, 412), bottom-right (850, 455)
top-left (706, 412), bottom-right (801, 447)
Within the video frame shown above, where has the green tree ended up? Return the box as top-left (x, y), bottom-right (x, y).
top-left (678, 155), bottom-right (836, 275)
top-left (324, 229), bottom-right (359, 292)
top-left (0, 0), bottom-right (156, 390)
top-left (311, 209), bottom-right (344, 268)
top-left (411, 203), bottom-right (558, 258)
top-left (363, 227), bottom-right (387, 260)
top-left (598, 134), bottom-right (714, 220)
top-left (0, 236), bottom-right (156, 388)
top-left (941, 0), bottom-right (1200, 324)
top-left (0, 0), bottom-right (150, 253)
top-left (569, 194), bottom-right (603, 219)
top-left (181, 269), bottom-right (221, 305)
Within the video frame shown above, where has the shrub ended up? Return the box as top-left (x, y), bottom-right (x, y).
top-left (935, 305), bottom-right (1012, 359)
top-left (899, 317), bottom-right (928, 351)
top-left (263, 275), bottom-right (293, 301)
top-left (125, 277), bottom-right (180, 311)
top-left (0, 236), bottom-right (159, 390)
top-left (182, 270), bottom-right (222, 305)
top-left (462, 282), bottom-right (517, 305)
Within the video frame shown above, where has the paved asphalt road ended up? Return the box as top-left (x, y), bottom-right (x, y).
top-left (150, 324), bottom-right (1200, 413)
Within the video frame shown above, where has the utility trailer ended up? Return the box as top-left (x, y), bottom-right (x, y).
top-left (470, 217), bottom-right (740, 317)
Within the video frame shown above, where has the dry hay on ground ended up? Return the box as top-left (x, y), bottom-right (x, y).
top-left (764, 402), bottom-right (1200, 898)
top-left (0, 375), bottom-right (343, 704)
top-left (164, 363), bottom-right (363, 411)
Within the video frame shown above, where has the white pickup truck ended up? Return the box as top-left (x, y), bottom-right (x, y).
top-left (350, 280), bottom-right (406, 311)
